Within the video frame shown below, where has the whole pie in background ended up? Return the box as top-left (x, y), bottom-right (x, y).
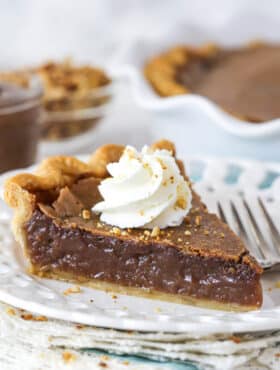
top-left (145, 42), bottom-right (280, 122)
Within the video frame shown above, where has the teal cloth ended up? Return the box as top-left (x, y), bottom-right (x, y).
top-left (84, 350), bottom-right (199, 369)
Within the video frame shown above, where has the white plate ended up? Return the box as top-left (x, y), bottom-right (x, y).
top-left (0, 156), bottom-right (279, 334)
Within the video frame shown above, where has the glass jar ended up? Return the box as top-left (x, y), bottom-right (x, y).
top-left (0, 75), bottom-right (43, 173)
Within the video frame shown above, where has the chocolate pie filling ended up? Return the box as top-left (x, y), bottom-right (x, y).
top-left (24, 177), bottom-right (262, 308)
top-left (175, 45), bottom-right (280, 122)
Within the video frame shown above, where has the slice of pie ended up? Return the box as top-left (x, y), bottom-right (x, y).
top-left (4, 140), bottom-right (263, 311)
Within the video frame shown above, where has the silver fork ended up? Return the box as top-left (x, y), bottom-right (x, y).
top-left (217, 197), bottom-right (280, 271)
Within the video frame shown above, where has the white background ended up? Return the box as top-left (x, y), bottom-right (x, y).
top-left (1, 0), bottom-right (280, 68)
top-left (2, 0), bottom-right (280, 158)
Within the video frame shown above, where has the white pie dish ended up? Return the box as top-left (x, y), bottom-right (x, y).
top-left (110, 10), bottom-right (280, 161)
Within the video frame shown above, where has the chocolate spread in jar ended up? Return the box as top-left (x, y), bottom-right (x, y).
top-left (0, 78), bottom-right (42, 173)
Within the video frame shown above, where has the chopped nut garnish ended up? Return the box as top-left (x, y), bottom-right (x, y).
top-left (82, 209), bottom-right (91, 220)
top-left (175, 197), bottom-right (187, 209)
top-left (98, 362), bottom-right (108, 368)
top-left (111, 294), bottom-right (118, 299)
top-left (121, 230), bottom-right (128, 236)
top-left (6, 307), bottom-right (16, 316)
top-left (20, 314), bottom-right (34, 321)
top-left (220, 232), bottom-right (225, 238)
top-left (151, 226), bottom-right (160, 237)
top-left (97, 222), bottom-right (102, 228)
top-left (195, 215), bottom-right (202, 226)
top-left (76, 324), bottom-right (85, 330)
top-left (184, 230), bottom-right (192, 236)
top-left (63, 285), bottom-right (82, 295)
top-left (230, 335), bottom-right (241, 344)
top-left (112, 227), bottom-right (121, 236)
top-left (204, 230), bottom-right (209, 235)
top-left (184, 216), bottom-right (191, 224)
top-left (190, 207), bottom-right (199, 214)
top-left (275, 281), bottom-right (280, 288)
top-left (62, 351), bottom-right (77, 363)
top-left (20, 313), bottom-right (48, 321)
top-left (177, 238), bottom-right (182, 242)
top-left (35, 316), bottom-right (48, 322)
top-left (144, 230), bottom-right (150, 236)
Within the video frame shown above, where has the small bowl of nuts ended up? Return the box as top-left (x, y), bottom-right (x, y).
top-left (36, 59), bottom-right (115, 156)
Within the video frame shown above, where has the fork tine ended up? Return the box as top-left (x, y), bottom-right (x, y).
top-left (217, 202), bottom-right (227, 223)
top-left (258, 198), bottom-right (280, 257)
top-left (230, 201), bottom-right (265, 261)
top-left (242, 199), bottom-right (273, 261)
top-left (217, 200), bottom-right (240, 235)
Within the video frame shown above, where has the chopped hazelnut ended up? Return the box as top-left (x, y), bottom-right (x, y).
top-left (76, 324), bottom-right (85, 330)
top-left (20, 314), bottom-right (34, 320)
top-left (63, 285), bottom-right (82, 295)
top-left (98, 362), bottom-right (108, 368)
top-left (6, 307), bottom-right (16, 316)
top-left (184, 230), bottom-right (192, 236)
top-left (151, 226), bottom-right (160, 237)
top-left (35, 316), bottom-right (48, 322)
top-left (82, 209), bottom-right (91, 220)
top-left (230, 336), bottom-right (241, 344)
top-left (195, 215), bottom-right (202, 226)
top-left (175, 197), bottom-right (187, 209)
top-left (62, 351), bottom-right (77, 363)
top-left (112, 227), bottom-right (121, 236)
top-left (185, 216), bottom-right (191, 224)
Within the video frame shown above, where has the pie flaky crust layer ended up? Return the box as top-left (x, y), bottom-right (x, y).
top-left (3, 140), bottom-right (176, 248)
top-left (4, 140), bottom-right (263, 311)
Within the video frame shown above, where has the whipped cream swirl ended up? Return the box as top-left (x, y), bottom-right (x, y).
top-left (92, 145), bottom-right (192, 229)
